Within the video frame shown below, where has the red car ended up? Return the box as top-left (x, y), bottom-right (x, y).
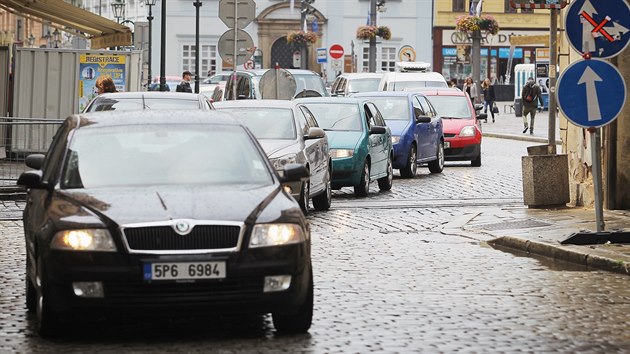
top-left (420, 88), bottom-right (486, 166)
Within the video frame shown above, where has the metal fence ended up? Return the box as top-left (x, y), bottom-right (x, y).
top-left (0, 117), bottom-right (63, 185)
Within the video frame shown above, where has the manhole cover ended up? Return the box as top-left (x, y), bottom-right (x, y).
top-left (477, 219), bottom-right (552, 231)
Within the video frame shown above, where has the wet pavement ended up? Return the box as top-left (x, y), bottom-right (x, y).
top-left (1, 137), bottom-right (630, 352)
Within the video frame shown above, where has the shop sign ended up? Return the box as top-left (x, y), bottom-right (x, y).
top-left (442, 48), bottom-right (457, 56)
top-left (443, 29), bottom-right (549, 47)
top-left (499, 47), bottom-right (523, 58)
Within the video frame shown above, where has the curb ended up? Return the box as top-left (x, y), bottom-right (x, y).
top-left (488, 236), bottom-right (630, 276)
top-left (483, 132), bottom-right (562, 145)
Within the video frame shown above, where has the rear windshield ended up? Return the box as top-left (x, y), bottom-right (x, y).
top-left (86, 97), bottom-right (200, 112)
top-left (294, 74), bottom-right (329, 97)
top-left (391, 81), bottom-right (448, 91)
top-left (303, 103), bottom-right (362, 131)
top-left (364, 97), bottom-right (409, 121)
top-left (347, 78), bottom-right (381, 93)
top-left (215, 107), bottom-right (297, 140)
top-left (426, 95), bottom-right (472, 119)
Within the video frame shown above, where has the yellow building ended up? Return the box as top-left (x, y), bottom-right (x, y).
top-left (433, 0), bottom-right (551, 84)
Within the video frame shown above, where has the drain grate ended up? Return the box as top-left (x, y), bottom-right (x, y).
top-left (476, 219), bottom-right (552, 231)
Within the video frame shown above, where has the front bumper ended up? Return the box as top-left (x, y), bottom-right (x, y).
top-left (444, 139), bottom-right (481, 161)
top-left (330, 157), bottom-right (362, 189)
top-left (41, 244), bottom-right (311, 318)
top-left (392, 143), bottom-right (409, 170)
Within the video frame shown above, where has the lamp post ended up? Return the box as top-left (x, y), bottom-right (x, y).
top-left (43, 31), bottom-right (52, 48)
top-left (160, 0), bottom-right (166, 91)
top-left (112, 1), bottom-right (125, 23)
top-left (52, 28), bottom-right (61, 48)
top-left (27, 33), bottom-right (35, 47)
top-left (193, 0), bottom-right (202, 93)
top-left (145, 0), bottom-right (156, 90)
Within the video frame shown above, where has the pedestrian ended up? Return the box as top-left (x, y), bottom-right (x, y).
top-left (95, 75), bottom-right (117, 95)
top-left (481, 78), bottom-right (496, 123)
top-left (521, 76), bottom-right (544, 135)
top-left (464, 77), bottom-right (479, 105)
top-left (450, 77), bottom-right (459, 89)
top-left (176, 71), bottom-right (193, 93)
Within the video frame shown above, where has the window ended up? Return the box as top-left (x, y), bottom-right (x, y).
top-left (362, 46), bottom-right (397, 72)
top-left (182, 44), bottom-right (217, 76)
top-left (453, 0), bottom-right (466, 12)
top-left (504, 0), bottom-right (516, 13)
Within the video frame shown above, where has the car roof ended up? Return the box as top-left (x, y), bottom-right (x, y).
top-left (339, 73), bottom-right (384, 79)
top-left (214, 99), bottom-right (297, 109)
top-left (238, 69), bottom-right (321, 77)
top-left (295, 97), bottom-right (365, 105)
top-left (70, 110), bottom-right (240, 129)
top-left (352, 91), bottom-right (425, 98)
top-left (414, 87), bottom-right (466, 96)
top-left (94, 92), bottom-right (202, 100)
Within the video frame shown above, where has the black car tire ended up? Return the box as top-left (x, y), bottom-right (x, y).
top-left (36, 261), bottom-right (63, 338)
top-left (353, 160), bottom-right (370, 197)
top-left (428, 142), bottom-right (445, 174)
top-left (312, 168), bottom-right (332, 211)
top-left (272, 270), bottom-right (313, 334)
top-left (298, 181), bottom-right (309, 215)
top-left (400, 145), bottom-right (417, 178)
top-left (26, 258), bottom-right (36, 313)
top-left (472, 153), bottom-right (482, 167)
top-left (378, 156), bottom-right (393, 191)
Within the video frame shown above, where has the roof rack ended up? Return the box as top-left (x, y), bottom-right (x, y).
top-left (395, 61), bottom-right (432, 73)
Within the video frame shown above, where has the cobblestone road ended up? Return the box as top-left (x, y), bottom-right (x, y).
top-left (1, 138), bottom-right (629, 352)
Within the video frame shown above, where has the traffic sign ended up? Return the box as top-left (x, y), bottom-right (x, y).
top-left (316, 47), bottom-right (327, 64)
top-left (565, 0), bottom-right (630, 59)
top-left (398, 45), bottom-right (416, 62)
top-left (556, 59), bottom-right (627, 128)
top-left (259, 68), bottom-right (297, 100)
top-left (329, 44), bottom-right (344, 60)
top-left (219, 0), bottom-right (256, 29)
top-left (218, 29), bottom-right (255, 66)
top-left (331, 59), bottom-right (342, 71)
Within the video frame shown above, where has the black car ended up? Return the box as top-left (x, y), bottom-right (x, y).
top-left (18, 111), bottom-right (313, 337)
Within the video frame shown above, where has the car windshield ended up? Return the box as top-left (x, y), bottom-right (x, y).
top-left (347, 78), bottom-right (381, 93)
top-left (427, 95), bottom-right (472, 119)
top-left (363, 97), bottom-right (409, 121)
top-left (303, 103), bottom-right (361, 131)
top-left (61, 124), bottom-right (272, 188)
top-left (86, 98), bottom-right (200, 112)
top-left (392, 81), bottom-right (448, 91)
top-left (216, 107), bottom-right (297, 140)
top-left (294, 74), bottom-right (328, 97)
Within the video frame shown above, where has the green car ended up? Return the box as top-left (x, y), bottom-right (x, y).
top-left (297, 97), bottom-right (393, 197)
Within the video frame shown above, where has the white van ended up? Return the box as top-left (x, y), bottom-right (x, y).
top-left (378, 71), bottom-right (448, 91)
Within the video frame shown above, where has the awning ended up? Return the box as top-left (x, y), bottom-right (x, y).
top-left (0, 0), bottom-right (132, 49)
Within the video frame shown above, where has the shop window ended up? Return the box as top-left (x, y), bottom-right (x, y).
top-left (504, 0), bottom-right (516, 13)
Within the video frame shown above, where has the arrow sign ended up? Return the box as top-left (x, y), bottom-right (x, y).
top-left (577, 67), bottom-right (602, 121)
top-left (557, 59), bottom-right (626, 128)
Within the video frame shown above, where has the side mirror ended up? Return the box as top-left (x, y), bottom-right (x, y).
top-left (477, 113), bottom-right (488, 120)
top-left (280, 163), bottom-right (310, 183)
top-left (25, 154), bottom-right (45, 170)
top-left (474, 104), bottom-right (483, 112)
top-left (369, 126), bottom-right (387, 135)
top-left (17, 170), bottom-right (45, 189)
top-left (416, 116), bottom-right (431, 124)
top-left (304, 127), bottom-right (326, 140)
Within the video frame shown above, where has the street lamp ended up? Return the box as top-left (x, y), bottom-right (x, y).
top-left (193, 0), bottom-right (202, 93)
top-left (43, 31), bottom-right (52, 48)
top-left (27, 33), bottom-right (35, 47)
top-left (52, 28), bottom-right (61, 48)
top-left (145, 0), bottom-right (156, 90)
top-left (112, 1), bottom-right (125, 23)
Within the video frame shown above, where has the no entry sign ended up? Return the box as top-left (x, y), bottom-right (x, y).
top-left (329, 44), bottom-right (344, 60)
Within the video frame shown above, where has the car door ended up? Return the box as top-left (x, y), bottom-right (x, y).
top-left (418, 96), bottom-right (441, 158)
top-left (298, 106), bottom-right (327, 194)
top-left (413, 96), bottom-right (431, 159)
top-left (364, 102), bottom-right (388, 176)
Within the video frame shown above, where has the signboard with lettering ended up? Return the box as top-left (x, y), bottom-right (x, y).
top-left (442, 29), bottom-right (549, 47)
top-left (78, 54), bottom-right (126, 112)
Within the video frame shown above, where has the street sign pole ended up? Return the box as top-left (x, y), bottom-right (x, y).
top-left (548, 8), bottom-right (558, 154)
top-left (232, 1), bottom-right (239, 100)
top-left (589, 127), bottom-right (605, 232)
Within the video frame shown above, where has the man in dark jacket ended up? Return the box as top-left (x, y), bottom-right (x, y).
top-left (176, 71), bottom-right (193, 93)
top-left (521, 76), bottom-right (544, 135)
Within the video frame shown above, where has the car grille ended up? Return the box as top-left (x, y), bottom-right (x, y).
top-left (444, 133), bottom-right (457, 138)
top-left (123, 224), bottom-right (242, 253)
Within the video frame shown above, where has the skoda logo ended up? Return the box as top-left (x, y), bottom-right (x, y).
top-left (173, 221), bottom-right (191, 235)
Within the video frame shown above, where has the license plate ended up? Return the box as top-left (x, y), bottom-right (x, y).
top-left (444, 141), bottom-right (451, 149)
top-left (143, 261), bottom-right (226, 281)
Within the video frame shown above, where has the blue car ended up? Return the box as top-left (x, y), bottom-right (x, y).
top-left (353, 92), bottom-right (444, 177)
top-left (297, 97), bottom-right (393, 197)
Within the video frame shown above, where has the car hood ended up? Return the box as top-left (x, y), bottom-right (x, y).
top-left (53, 184), bottom-right (281, 226)
top-left (324, 131), bottom-right (362, 150)
top-left (259, 139), bottom-right (299, 157)
top-left (441, 117), bottom-right (475, 134)
top-left (384, 120), bottom-right (410, 136)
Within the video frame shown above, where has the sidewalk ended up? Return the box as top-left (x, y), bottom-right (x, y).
top-left (469, 101), bottom-right (630, 276)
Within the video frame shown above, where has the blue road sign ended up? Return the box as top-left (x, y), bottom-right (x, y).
top-left (316, 47), bottom-right (327, 64)
top-left (565, 0), bottom-right (630, 59)
top-left (556, 59), bottom-right (627, 128)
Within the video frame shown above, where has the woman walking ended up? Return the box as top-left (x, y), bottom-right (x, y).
top-left (481, 78), bottom-right (496, 123)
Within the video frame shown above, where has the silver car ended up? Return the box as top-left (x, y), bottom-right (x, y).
top-left (214, 100), bottom-right (332, 213)
top-left (82, 92), bottom-right (214, 112)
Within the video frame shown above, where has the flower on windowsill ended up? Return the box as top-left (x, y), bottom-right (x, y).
top-left (286, 31), bottom-right (318, 45)
top-left (455, 15), bottom-right (500, 35)
top-left (356, 25), bottom-right (392, 40)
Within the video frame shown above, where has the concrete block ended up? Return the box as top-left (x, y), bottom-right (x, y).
top-left (522, 154), bottom-right (570, 208)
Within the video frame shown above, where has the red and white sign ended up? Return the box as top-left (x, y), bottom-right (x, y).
top-left (329, 44), bottom-right (344, 60)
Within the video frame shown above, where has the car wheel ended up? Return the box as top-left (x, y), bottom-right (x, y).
top-left (36, 260), bottom-right (62, 338)
top-left (378, 155), bottom-right (393, 191)
top-left (26, 258), bottom-right (36, 313)
top-left (400, 144), bottom-right (417, 178)
top-left (312, 168), bottom-right (332, 211)
top-left (298, 181), bottom-right (309, 215)
top-left (472, 153), bottom-right (482, 167)
top-left (353, 160), bottom-right (370, 197)
top-left (272, 270), bottom-right (313, 334)
top-left (428, 142), bottom-right (444, 174)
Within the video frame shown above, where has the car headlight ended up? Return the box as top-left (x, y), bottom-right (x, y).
top-left (51, 229), bottom-right (117, 252)
top-left (459, 126), bottom-right (476, 137)
top-left (249, 224), bottom-right (305, 248)
top-left (391, 136), bottom-right (401, 144)
top-left (330, 149), bottom-right (354, 159)
top-left (270, 154), bottom-right (297, 170)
